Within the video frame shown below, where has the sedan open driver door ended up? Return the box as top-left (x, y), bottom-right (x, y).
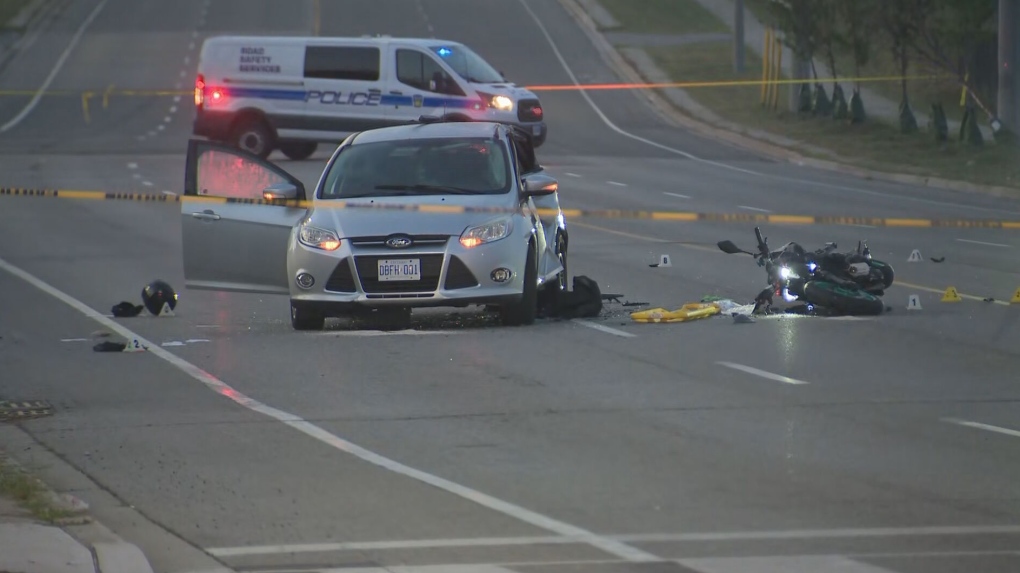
top-left (181, 139), bottom-right (309, 294)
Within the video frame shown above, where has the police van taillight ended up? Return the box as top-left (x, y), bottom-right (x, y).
top-left (195, 74), bottom-right (205, 107)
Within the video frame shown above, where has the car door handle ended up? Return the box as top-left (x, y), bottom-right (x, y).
top-left (190, 210), bottom-right (221, 221)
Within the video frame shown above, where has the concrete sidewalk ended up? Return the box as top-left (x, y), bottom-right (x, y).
top-left (0, 472), bottom-right (155, 573)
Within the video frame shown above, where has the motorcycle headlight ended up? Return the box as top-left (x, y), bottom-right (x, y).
top-left (299, 226), bottom-right (341, 251)
top-left (807, 262), bottom-right (817, 272)
top-left (780, 266), bottom-right (800, 280)
top-left (460, 217), bottom-right (513, 248)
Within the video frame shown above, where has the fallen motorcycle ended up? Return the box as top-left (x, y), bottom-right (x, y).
top-left (717, 227), bottom-right (894, 316)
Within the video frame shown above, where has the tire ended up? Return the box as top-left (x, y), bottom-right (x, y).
top-left (500, 241), bottom-right (538, 326)
top-left (279, 141), bottom-right (318, 161)
top-left (803, 281), bottom-right (885, 316)
top-left (868, 260), bottom-right (895, 290)
top-left (232, 117), bottom-right (275, 159)
top-left (538, 233), bottom-right (567, 317)
top-left (291, 301), bottom-right (325, 331)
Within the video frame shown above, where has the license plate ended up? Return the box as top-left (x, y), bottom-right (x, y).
top-left (532, 125), bottom-right (542, 136)
top-left (378, 259), bottom-right (420, 281)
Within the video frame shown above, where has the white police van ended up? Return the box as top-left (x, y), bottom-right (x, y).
top-left (193, 35), bottom-right (548, 160)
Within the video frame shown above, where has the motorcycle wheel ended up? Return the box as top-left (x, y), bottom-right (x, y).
top-left (867, 260), bottom-right (895, 289)
top-left (803, 280), bottom-right (886, 316)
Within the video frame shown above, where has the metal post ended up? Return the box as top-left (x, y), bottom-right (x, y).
top-left (998, 0), bottom-right (1018, 134)
top-left (734, 0), bottom-right (746, 73)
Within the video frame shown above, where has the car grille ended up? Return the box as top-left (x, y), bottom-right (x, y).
top-left (348, 234), bottom-right (449, 248)
top-left (324, 258), bottom-right (356, 292)
top-left (444, 255), bottom-right (479, 290)
top-left (354, 254), bottom-right (443, 293)
top-left (517, 99), bottom-right (543, 123)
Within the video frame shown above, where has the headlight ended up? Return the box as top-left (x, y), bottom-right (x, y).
top-left (460, 217), bottom-right (512, 248)
top-left (780, 266), bottom-right (791, 280)
top-left (298, 226), bottom-right (341, 251)
top-left (491, 95), bottom-right (513, 111)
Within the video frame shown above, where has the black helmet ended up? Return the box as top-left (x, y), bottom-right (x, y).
top-left (141, 279), bottom-right (178, 316)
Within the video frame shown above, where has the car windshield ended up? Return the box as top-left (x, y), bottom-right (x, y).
top-left (430, 44), bottom-right (505, 83)
top-left (319, 137), bottom-right (513, 199)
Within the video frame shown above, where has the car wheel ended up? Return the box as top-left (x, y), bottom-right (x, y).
top-left (500, 241), bottom-right (538, 326)
top-left (538, 233), bottom-right (567, 317)
top-left (291, 301), bottom-right (325, 331)
top-left (279, 141), bottom-right (318, 161)
top-left (232, 117), bottom-right (274, 159)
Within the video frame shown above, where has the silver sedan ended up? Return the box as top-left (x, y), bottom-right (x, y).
top-left (180, 119), bottom-right (568, 330)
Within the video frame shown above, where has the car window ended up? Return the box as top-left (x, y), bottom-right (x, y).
top-left (195, 148), bottom-right (289, 200)
top-left (319, 137), bottom-right (512, 199)
top-left (304, 46), bottom-right (380, 81)
top-left (395, 49), bottom-right (464, 96)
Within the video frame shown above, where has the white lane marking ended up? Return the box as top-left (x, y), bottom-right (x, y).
top-left (0, 256), bottom-right (658, 565)
top-left (956, 238), bottom-right (1011, 248)
top-left (208, 536), bottom-right (580, 557)
top-left (188, 42), bottom-right (195, 51)
top-left (192, 30), bottom-right (198, 38)
top-left (61, 338), bottom-right (88, 342)
top-left (207, 525), bottom-right (1020, 557)
top-left (572, 319), bottom-right (636, 338)
top-left (148, 130), bottom-right (157, 136)
top-left (132, 173), bottom-right (141, 179)
top-left (318, 330), bottom-right (462, 337)
top-left (169, 105), bottom-right (177, 113)
top-left (164, 116), bottom-right (172, 123)
top-left (607, 181), bottom-right (627, 187)
top-left (195, 324), bottom-right (219, 328)
top-left (179, 70), bottom-right (187, 78)
top-left (127, 162), bottom-right (138, 170)
top-left (142, 181), bottom-right (153, 187)
top-left (136, 135), bottom-right (146, 141)
top-left (183, 56), bottom-right (190, 65)
top-left (565, 172), bottom-right (581, 177)
top-left (162, 341), bottom-right (185, 347)
top-left (943, 418), bottom-right (1020, 439)
top-left (678, 555), bottom-right (899, 573)
top-left (738, 205), bottom-right (771, 213)
top-left (161, 191), bottom-right (177, 196)
top-left (518, 0), bottom-right (1020, 217)
top-left (663, 192), bottom-right (690, 199)
top-left (515, 0), bottom-right (758, 177)
top-left (157, 125), bottom-right (165, 131)
top-left (184, 338), bottom-right (210, 343)
top-left (174, 81), bottom-right (182, 89)
top-left (0, 0), bottom-right (109, 132)
top-left (173, 95), bottom-right (181, 103)
top-left (716, 361), bottom-right (809, 385)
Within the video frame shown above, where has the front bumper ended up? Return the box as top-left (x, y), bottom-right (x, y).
top-left (287, 232), bottom-right (529, 314)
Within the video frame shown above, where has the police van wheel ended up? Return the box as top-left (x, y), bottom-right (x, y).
top-left (280, 141), bottom-right (318, 161)
top-left (232, 119), bottom-right (274, 159)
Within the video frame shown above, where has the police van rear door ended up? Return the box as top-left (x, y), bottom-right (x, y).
top-left (302, 43), bottom-right (384, 137)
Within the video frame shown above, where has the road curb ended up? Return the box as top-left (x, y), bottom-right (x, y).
top-left (555, 0), bottom-right (1020, 199)
top-left (94, 540), bottom-right (155, 573)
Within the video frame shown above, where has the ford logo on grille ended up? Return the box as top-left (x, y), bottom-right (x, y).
top-left (385, 235), bottom-right (413, 249)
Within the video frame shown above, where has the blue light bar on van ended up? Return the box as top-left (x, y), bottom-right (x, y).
top-left (437, 47), bottom-right (452, 57)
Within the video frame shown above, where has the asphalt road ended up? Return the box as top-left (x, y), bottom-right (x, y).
top-left (1, 1), bottom-right (1020, 573)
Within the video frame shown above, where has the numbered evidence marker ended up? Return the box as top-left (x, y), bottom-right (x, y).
top-left (122, 338), bottom-right (147, 352)
top-left (1011, 288), bottom-right (1020, 304)
top-left (158, 302), bottom-right (175, 317)
top-left (649, 254), bottom-right (672, 268)
top-left (907, 249), bottom-right (923, 262)
top-left (941, 286), bottom-right (963, 303)
top-left (906, 294), bottom-right (922, 310)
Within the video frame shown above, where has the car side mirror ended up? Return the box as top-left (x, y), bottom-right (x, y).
top-left (522, 173), bottom-right (558, 197)
top-left (263, 182), bottom-right (298, 201)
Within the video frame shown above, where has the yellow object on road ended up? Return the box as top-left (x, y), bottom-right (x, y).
top-left (630, 303), bottom-right (721, 323)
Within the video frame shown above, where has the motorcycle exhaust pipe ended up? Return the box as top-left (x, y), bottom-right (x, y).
top-left (846, 262), bottom-right (870, 275)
